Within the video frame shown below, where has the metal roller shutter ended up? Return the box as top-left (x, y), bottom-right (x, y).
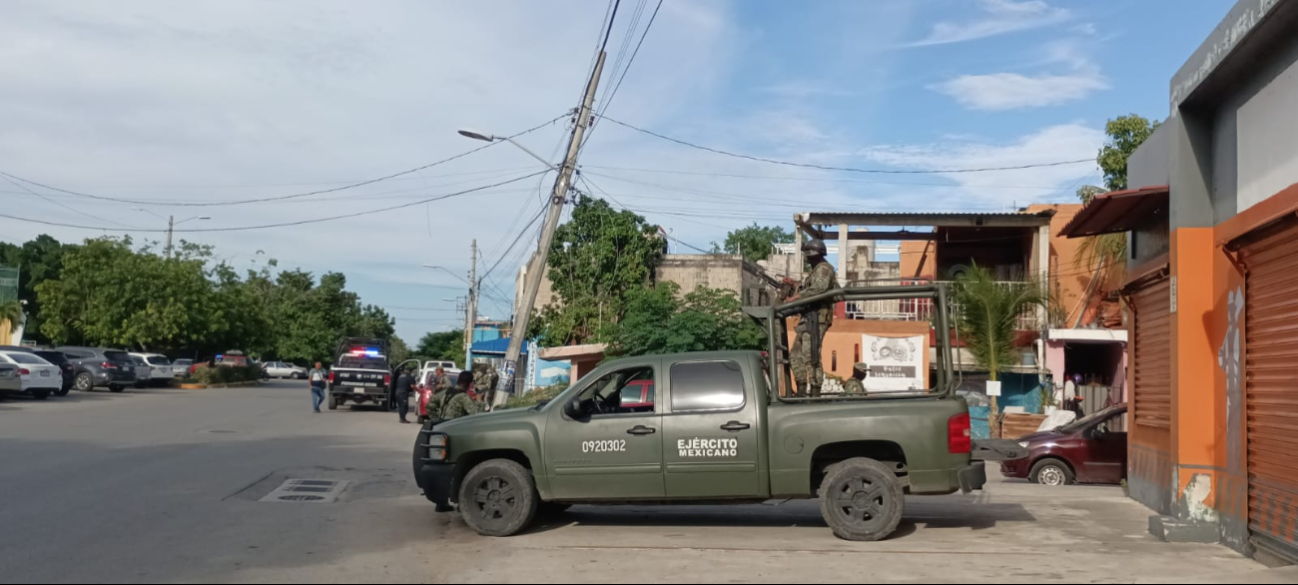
top-left (1242, 223), bottom-right (1298, 561)
top-left (1132, 277), bottom-right (1172, 432)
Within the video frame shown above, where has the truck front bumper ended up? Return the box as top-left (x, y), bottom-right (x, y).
top-left (413, 426), bottom-right (456, 509)
top-left (958, 461), bottom-right (987, 493)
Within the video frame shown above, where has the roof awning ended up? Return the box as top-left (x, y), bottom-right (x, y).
top-left (1058, 185), bottom-right (1169, 238)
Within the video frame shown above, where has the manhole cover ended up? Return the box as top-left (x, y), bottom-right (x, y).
top-left (259, 478), bottom-right (349, 503)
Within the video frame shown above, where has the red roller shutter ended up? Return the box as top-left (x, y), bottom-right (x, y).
top-left (1241, 223), bottom-right (1298, 561)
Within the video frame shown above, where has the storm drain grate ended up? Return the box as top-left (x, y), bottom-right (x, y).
top-left (259, 479), bottom-right (349, 503)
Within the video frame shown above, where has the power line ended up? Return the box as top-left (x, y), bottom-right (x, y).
top-left (599, 0), bottom-right (623, 54)
top-left (595, 114), bottom-right (1096, 174)
top-left (0, 174), bottom-right (136, 229)
top-left (0, 171), bottom-right (547, 233)
top-left (0, 113), bottom-right (567, 208)
top-left (594, 0), bottom-right (663, 122)
top-left (581, 165), bottom-right (1082, 190)
top-left (477, 204), bottom-right (549, 286)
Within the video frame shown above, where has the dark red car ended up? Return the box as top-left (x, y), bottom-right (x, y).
top-left (1001, 403), bottom-right (1128, 486)
top-left (618, 379), bottom-right (655, 412)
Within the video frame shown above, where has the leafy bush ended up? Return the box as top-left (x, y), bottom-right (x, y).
top-left (503, 383), bottom-right (568, 410)
top-left (189, 364), bottom-right (264, 385)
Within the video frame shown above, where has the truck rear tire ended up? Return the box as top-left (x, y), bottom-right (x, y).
top-left (458, 459), bottom-right (538, 537)
top-left (819, 457), bottom-right (904, 542)
top-left (328, 394), bottom-right (339, 411)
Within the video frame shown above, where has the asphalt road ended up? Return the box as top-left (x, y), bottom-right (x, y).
top-left (0, 381), bottom-right (1279, 584)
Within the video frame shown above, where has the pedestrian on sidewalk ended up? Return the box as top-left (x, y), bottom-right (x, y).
top-left (395, 365), bottom-right (416, 424)
top-left (308, 361), bottom-right (328, 413)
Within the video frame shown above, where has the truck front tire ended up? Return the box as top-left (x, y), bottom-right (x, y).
top-left (819, 457), bottom-right (904, 542)
top-left (458, 459), bottom-right (538, 537)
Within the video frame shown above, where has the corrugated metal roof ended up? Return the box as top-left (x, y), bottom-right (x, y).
top-left (1058, 185), bottom-right (1169, 238)
top-left (797, 210), bottom-right (1055, 228)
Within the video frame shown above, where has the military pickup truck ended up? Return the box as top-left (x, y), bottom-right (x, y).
top-left (414, 285), bottom-right (1005, 541)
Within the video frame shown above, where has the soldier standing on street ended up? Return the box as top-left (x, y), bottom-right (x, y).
top-left (440, 370), bottom-right (482, 420)
top-left (843, 363), bottom-right (869, 395)
top-left (788, 238), bottom-right (838, 397)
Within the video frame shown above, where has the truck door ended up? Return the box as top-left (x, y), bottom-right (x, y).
top-left (544, 360), bottom-right (665, 500)
top-left (662, 359), bottom-right (762, 498)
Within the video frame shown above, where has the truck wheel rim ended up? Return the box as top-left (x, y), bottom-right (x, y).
top-left (1040, 467), bottom-right (1065, 486)
top-left (832, 476), bottom-right (891, 531)
top-left (471, 477), bottom-right (518, 524)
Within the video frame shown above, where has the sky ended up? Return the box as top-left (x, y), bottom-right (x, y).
top-left (0, 0), bottom-right (1236, 344)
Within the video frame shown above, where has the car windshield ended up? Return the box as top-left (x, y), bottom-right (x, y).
top-left (34, 352), bottom-right (65, 363)
top-left (104, 351), bottom-right (131, 362)
top-left (5, 352), bottom-right (49, 365)
top-left (1060, 405), bottom-right (1126, 433)
top-left (146, 356), bottom-right (170, 366)
top-left (174, 359), bottom-right (192, 366)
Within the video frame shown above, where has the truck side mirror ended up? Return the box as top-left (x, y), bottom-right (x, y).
top-left (563, 398), bottom-right (583, 420)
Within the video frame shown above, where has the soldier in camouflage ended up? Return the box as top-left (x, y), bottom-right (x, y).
top-left (843, 363), bottom-right (869, 395)
top-left (440, 370), bottom-right (482, 420)
top-left (788, 238), bottom-right (838, 397)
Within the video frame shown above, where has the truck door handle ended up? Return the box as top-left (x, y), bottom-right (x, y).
top-left (626, 425), bottom-right (657, 436)
top-left (720, 421), bottom-right (751, 432)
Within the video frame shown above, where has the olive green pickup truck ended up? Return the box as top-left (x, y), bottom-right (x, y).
top-left (414, 285), bottom-right (1006, 541)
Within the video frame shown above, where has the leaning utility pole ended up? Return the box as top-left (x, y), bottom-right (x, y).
top-left (464, 239), bottom-right (478, 362)
top-left (495, 52), bottom-right (606, 405)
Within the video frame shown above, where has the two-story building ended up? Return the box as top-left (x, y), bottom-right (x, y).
top-left (1061, 0), bottom-right (1298, 563)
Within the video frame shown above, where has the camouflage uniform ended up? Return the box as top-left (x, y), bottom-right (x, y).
top-left (433, 373), bottom-right (452, 392)
top-left (440, 391), bottom-right (480, 420)
top-left (843, 363), bottom-right (868, 394)
top-left (790, 261), bottom-right (838, 396)
top-left (472, 363), bottom-right (499, 393)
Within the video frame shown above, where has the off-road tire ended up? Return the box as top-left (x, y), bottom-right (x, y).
top-left (818, 457), bottom-right (904, 542)
top-left (458, 459), bottom-right (538, 537)
top-left (1030, 458), bottom-right (1075, 486)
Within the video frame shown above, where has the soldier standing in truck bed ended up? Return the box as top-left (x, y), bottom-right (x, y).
top-left (788, 238), bottom-right (838, 397)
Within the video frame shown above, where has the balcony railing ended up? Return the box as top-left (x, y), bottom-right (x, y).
top-left (843, 280), bottom-right (1043, 331)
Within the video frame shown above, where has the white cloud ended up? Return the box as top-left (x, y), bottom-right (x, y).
top-left (858, 123), bottom-right (1104, 207)
top-left (934, 70), bottom-right (1108, 110)
top-left (908, 0), bottom-right (1071, 47)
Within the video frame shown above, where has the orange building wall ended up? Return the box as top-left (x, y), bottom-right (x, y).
top-left (899, 241), bottom-right (936, 279)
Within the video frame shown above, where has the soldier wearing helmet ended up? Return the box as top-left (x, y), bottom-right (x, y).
top-left (787, 238), bottom-right (838, 396)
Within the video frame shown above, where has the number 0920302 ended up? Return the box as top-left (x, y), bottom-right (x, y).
top-left (581, 440), bottom-right (627, 453)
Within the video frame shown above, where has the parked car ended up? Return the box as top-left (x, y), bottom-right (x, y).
top-left (55, 346), bottom-right (138, 393)
top-left (127, 356), bottom-right (153, 388)
top-left (216, 351), bottom-right (250, 367)
top-left (0, 346), bottom-right (75, 396)
top-left (1000, 404), bottom-right (1129, 486)
top-left (618, 378), bottom-right (655, 412)
top-left (31, 350), bottom-right (75, 396)
top-left (171, 359), bottom-right (193, 377)
top-left (263, 361), bottom-right (308, 379)
top-left (0, 350), bottom-right (63, 400)
top-left (129, 352), bottom-right (177, 385)
top-left (0, 363), bottom-right (20, 395)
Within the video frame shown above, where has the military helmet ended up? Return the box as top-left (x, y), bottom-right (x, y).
top-left (802, 238), bottom-right (828, 258)
top-left (853, 362), bottom-right (870, 373)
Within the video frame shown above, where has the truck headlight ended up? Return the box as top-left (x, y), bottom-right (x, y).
top-left (428, 434), bottom-right (448, 448)
top-left (428, 448), bottom-right (447, 462)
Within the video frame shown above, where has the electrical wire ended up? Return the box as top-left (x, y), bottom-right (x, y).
top-left (0, 175), bottom-right (135, 228)
top-left (0, 171), bottom-right (547, 233)
top-left (581, 165), bottom-right (1081, 190)
top-left (595, 114), bottom-right (1097, 174)
top-left (593, 0), bottom-right (663, 123)
top-left (476, 204), bottom-right (549, 285)
top-left (0, 113), bottom-right (567, 208)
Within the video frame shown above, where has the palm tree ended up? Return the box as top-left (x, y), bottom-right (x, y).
top-left (0, 299), bottom-right (23, 342)
top-left (953, 265), bottom-right (1047, 438)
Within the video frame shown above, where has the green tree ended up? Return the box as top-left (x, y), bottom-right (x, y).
top-left (415, 329), bottom-right (465, 366)
top-left (953, 265), bottom-right (1047, 438)
top-left (713, 223), bottom-right (794, 262)
top-left (535, 196), bottom-right (665, 345)
top-left (611, 284), bottom-right (766, 357)
top-left (1097, 114), bottom-right (1160, 192)
top-left (0, 235), bottom-right (70, 345)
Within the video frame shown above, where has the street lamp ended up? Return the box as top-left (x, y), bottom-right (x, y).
top-left (422, 264), bottom-right (471, 286)
top-left (457, 129), bottom-right (558, 170)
